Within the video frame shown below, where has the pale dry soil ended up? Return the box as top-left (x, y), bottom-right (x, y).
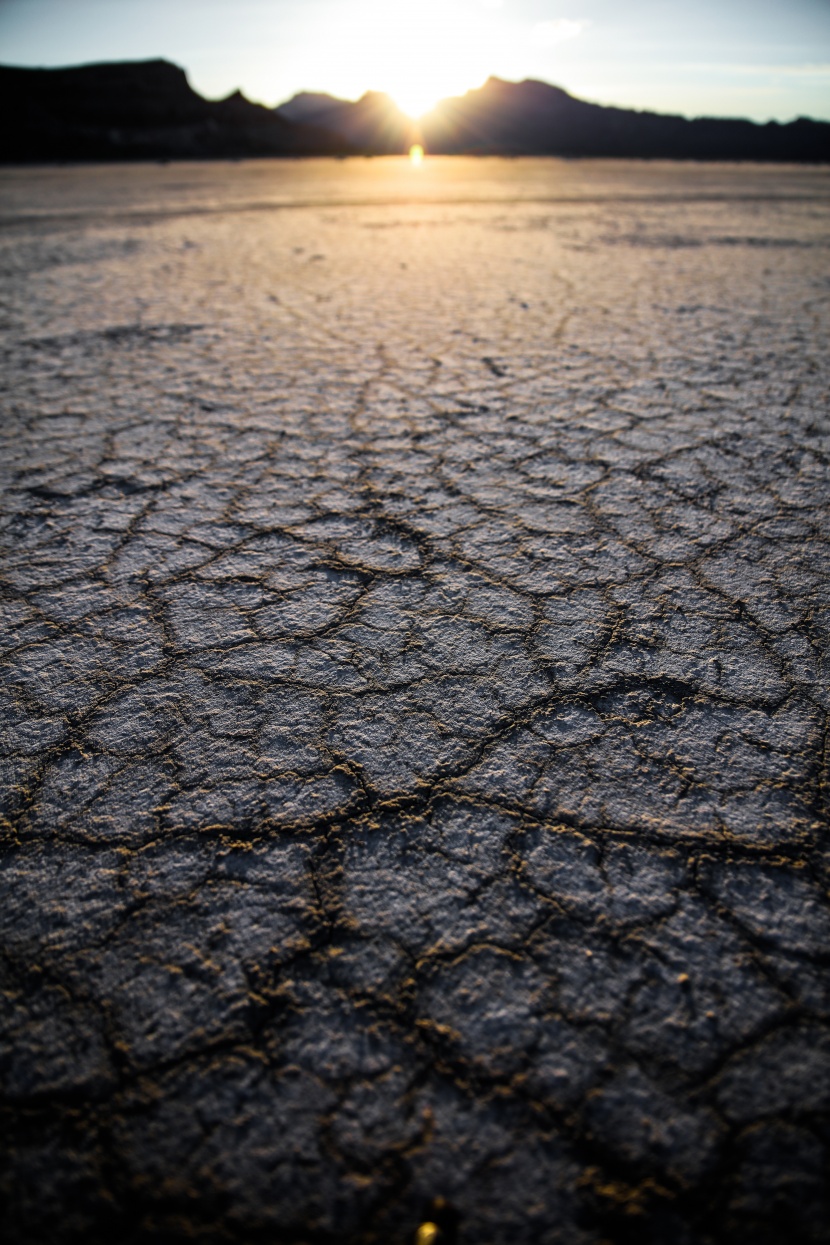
top-left (1, 158), bottom-right (829, 1245)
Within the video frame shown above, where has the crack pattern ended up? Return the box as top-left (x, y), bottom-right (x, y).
top-left (1, 160), bottom-right (829, 1245)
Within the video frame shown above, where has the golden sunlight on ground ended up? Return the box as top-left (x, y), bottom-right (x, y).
top-left (409, 144), bottom-right (424, 166)
top-left (3, 154), bottom-right (830, 1245)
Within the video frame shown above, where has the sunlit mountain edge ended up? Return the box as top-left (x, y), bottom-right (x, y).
top-left (1, 60), bottom-right (828, 163)
top-left (275, 75), bottom-right (830, 161)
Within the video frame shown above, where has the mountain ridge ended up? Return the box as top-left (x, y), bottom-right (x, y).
top-left (279, 89), bottom-right (416, 153)
top-left (278, 75), bottom-right (830, 162)
top-left (1, 58), bottom-right (828, 163)
top-left (0, 59), bottom-right (349, 162)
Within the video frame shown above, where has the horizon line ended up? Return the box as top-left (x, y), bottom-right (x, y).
top-left (3, 57), bottom-right (829, 127)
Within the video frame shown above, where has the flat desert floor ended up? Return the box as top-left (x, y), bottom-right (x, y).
top-left (1, 158), bottom-right (829, 1245)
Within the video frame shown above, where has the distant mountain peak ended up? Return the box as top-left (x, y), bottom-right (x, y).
top-left (276, 86), bottom-right (413, 152)
top-left (2, 58), bottom-right (827, 163)
top-left (0, 58), bottom-right (351, 161)
top-left (276, 90), bottom-right (351, 122)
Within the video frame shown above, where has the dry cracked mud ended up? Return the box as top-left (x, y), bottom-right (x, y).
top-left (1, 158), bottom-right (829, 1245)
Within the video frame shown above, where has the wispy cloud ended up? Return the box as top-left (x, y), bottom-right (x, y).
top-left (533, 19), bottom-right (588, 49)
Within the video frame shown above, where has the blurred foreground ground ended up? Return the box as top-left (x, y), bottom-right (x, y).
top-left (1, 158), bottom-right (829, 1245)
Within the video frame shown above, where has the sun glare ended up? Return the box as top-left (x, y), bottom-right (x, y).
top-left (345, 0), bottom-right (492, 119)
top-left (393, 82), bottom-right (446, 120)
top-left (279, 0), bottom-right (590, 122)
top-left (390, 69), bottom-right (477, 120)
top-left (409, 144), bottom-right (424, 165)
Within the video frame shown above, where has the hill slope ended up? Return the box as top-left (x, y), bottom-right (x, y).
top-left (276, 76), bottom-right (830, 162)
top-left (419, 77), bottom-right (830, 161)
top-left (3, 59), bottom-right (828, 163)
top-left (276, 90), bottom-right (416, 153)
top-left (0, 60), bottom-right (349, 161)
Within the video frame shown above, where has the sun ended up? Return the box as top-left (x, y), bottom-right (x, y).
top-left (344, 0), bottom-right (491, 119)
top-left (308, 0), bottom-right (496, 119)
top-left (389, 63), bottom-right (480, 119)
top-left (392, 78), bottom-right (447, 120)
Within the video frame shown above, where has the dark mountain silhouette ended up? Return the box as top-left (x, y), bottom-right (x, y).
top-left (276, 76), bottom-right (829, 163)
top-left (277, 91), bottom-right (348, 123)
top-left (0, 59), bottom-right (349, 162)
top-left (277, 89), bottom-right (416, 153)
top-left (419, 76), bottom-right (829, 161)
top-left (2, 58), bottom-right (828, 164)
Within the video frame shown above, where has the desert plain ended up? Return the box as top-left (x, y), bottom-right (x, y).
top-left (1, 157), bottom-right (829, 1244)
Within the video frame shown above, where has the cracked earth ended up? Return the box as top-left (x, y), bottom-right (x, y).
top-left (1, 158), bottom-right (829, 1244)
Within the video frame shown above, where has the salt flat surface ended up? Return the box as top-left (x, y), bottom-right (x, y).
top-left (1, 158), bottom-right (829, 1245)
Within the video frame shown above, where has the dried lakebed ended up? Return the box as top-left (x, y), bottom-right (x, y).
top-left (1, 158), bottom-right (829, 1245)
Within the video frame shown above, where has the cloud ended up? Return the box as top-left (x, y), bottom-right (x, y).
top-left (533, 18), bottom-right (588, 49)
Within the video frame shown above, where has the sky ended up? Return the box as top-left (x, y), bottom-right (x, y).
top-left (1, 0), bottom-right (829, 121)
